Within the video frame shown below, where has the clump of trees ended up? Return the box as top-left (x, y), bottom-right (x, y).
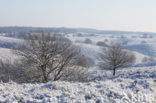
top-left (13, 32), bottom-right (90, 83)
top-left (99, 43), bottom-right (136, 75)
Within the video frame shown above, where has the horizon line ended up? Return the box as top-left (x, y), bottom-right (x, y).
top-left (0, 25), bottom-right (156, 34)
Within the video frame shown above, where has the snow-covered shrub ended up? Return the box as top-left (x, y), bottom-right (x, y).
top-left (122, 41), bottom-right (128, 46)
top-left (141, 34), bottom-right (148, 38)
top-left (75, 40), bottom-right (82, 43)
top-left (142, 57), bottom-right (155, 63)
top-left (131, 36), bottom-right (137, 38)
top-left (59, 55), bottom-right (94, 82)
top-left (96, 41), bottom-right (107, 47)
top-left (142, 57), bottom-right (148, 63)
top-left (141, 40), bottom-right (147, 44)
top-left (120, 35), bottom-right (126, 38)
top-left (104, 39), bottom-right (108, 42)
top-left (84, 38), bottom-right (92, 44)
top-left (74, 55), bottom-right (95, 68)
top-left (88, 34), bottom-right (95, 36)
top-left (77, 33), bottom-right (84, 37)
top-left (149, 35), bottom-right (153, 38)
top-left (109, 35), bottom-right (114, 38)
top-left (0, 59), bottom-right (31, 83)
top-left (62, 66), bottom-right (89, 82)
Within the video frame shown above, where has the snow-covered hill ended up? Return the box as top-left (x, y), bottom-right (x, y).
top-left (0, 36), bottom-right (22, 43)
top-left (0, 66), bottom-right (155, 103)
top-left (66, 33), bottom-right (156, 65)
top-left (0, 48), bottom-right (19, 63)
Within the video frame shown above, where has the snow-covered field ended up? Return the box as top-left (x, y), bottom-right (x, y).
top-left (0, 66), bottom-right (155, 103)
top-left (0, 33), bottom-right (156, 103)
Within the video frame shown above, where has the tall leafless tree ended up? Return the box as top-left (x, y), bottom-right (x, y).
top-left (14, 32), bottom-right (80, 82)
top-left (99, 43), bottom-right (136, 76)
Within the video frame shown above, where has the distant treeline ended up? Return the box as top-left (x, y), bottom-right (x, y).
top-left (0, 26), bottom-right (155, 36)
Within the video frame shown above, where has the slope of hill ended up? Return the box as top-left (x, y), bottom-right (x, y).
top-left (75, 43), bottom-right (151, 65)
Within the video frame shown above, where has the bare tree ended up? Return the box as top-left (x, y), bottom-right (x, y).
top-left (14, 32), bottom-right (80, 82)
top-left (99, 43), bottom-right (136, 76)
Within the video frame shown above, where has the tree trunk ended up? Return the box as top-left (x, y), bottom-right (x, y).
top-left (43, 73), bottom-right (48, 83)
top-left (113, 68), bottom-right (116, 76)
top-left (41, 65), bottom-right (48, 83)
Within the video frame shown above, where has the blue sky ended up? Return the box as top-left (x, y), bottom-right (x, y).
top-left (0, 0), bottom-right (156, 32)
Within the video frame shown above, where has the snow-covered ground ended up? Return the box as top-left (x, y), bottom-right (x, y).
top-left (0, 66), bottom-right (155, 103)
